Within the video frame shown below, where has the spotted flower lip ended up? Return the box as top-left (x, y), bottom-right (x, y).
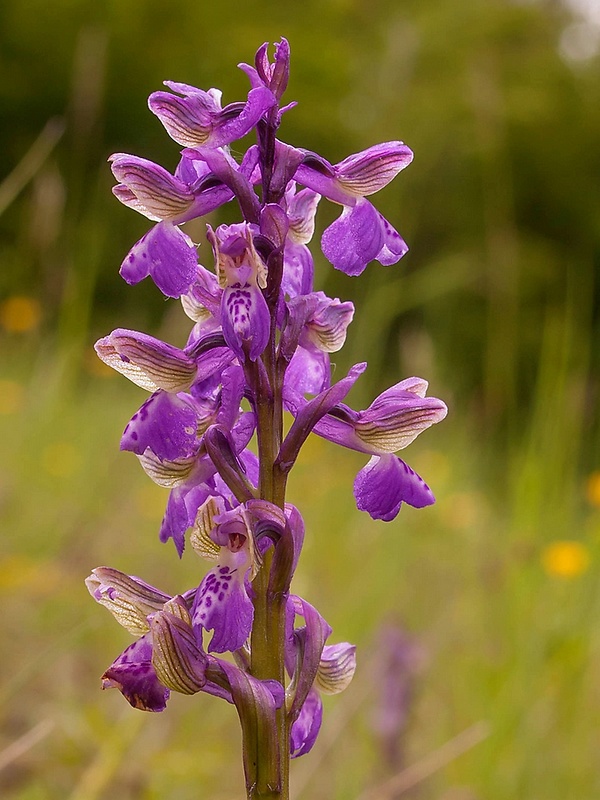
top-left (119, 221), bottom-right (199, 299)
top-left (207, 223), bottom-right (270, 362)
top-left (320, 198), bottom-right (408, 276)
top-left (190, 497), bottom-right (257, 653)
top-left (354, 453), bottom-right (436, 521)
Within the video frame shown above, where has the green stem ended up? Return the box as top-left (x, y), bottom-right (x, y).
top-left (245, 329), bottom-right (290, 799)
top-left (243, 95), bottom-right (291, 800)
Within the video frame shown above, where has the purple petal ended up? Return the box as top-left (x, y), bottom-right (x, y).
top-left (287, 595), bottom-right (332, 719)
top-left (192, 557), bottom-right (254, 653)
top-left (102, 635), bottom-right (169, 712)
top-left (300, 292), bottom-right (355, 353)
top-left (95, 329), bottom-right (197, 392)
top-left (181, 266), bottom-right (222, 321)
top-left (355, 387), bottom-right (448, 452)
top-left (121, 391), bottom-right (199, 460)
top-left (285, 346), bottom-right (331, 395)
top-left (287, 187), bottom-right (321, 246)
top-left (150, 601), bottom-right (208, 694)
top-left (376, 210), bottom-right (409, 265)
top-left (335, 141), bottom-right (413, 196)
top-left (86, 567), bottom-right (170, 635)
top-left (110, 153), bottom-right (193, 220)
top-left (354, 454), bottom-right (435, 521)
top-left (282, 241), bottom-right (314, 297)
top-left (321, 199), bottom-right (385, 276)
top-left (148, 89), bottom-right (220, 147)
top-left (316, 642), bottom-right (357, 695)
top-left (120, 221), bottom-right (198, 298)
top-left (290, 688), bottom-right (323, 758)
top-left (221, 283), bottom-right (270, 362)
top-left (160, 482), bottom-right (212, 556)
top-left (175, 154), bottom-right (212, 184)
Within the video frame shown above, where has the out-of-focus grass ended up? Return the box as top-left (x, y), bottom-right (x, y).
top-left (1, 327), bottom-right (598, 799)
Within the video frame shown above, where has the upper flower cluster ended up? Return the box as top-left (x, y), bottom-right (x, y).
top-left (88, 39), bottom-right (447, 767)
top-left (110, 39), bottom-right (413, 296)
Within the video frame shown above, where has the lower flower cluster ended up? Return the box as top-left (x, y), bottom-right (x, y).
top-left (86, 500), bottom-right (356, 758)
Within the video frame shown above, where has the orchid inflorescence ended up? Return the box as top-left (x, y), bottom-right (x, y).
top-left (86, 38), bottom-right (447, 798)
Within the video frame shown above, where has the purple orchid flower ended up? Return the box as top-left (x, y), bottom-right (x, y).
top-left (294, 141), bottom-right (413, 275)
top-left (283, 375), bottom-right (447, 521)
top-left (190, 496), bottom-right (259, 653)
top-left (86, 569), bottom-right (282, 716)
top-left (110, 154), bottom-right (235, 298)
top-left (207, 223), bottom-right (271, 362)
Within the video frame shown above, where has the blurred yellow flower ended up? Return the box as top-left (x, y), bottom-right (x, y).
top-left (541, 540), bottom-right (590, 578)
top-left (0, 379), bottom-right (24, 414)
top-left (0, 296), bottom-right (42, 333)
top-left (585, 471), bottom-right (600, 507)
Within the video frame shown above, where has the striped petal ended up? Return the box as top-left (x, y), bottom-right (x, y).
top-left (95, 329), bottom-right (196, 392)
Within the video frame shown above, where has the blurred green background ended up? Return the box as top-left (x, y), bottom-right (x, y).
top-left (1, 0), bottom-right (599, 797)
